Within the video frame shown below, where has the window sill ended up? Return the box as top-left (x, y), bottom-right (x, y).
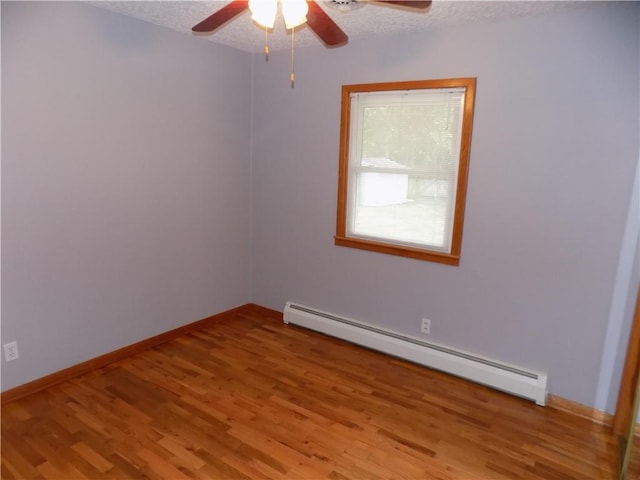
top-left (334, 235), bottom-right (460, 266)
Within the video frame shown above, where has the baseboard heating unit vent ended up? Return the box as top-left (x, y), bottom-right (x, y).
top-left (283, 302), bottom-right (548, 406)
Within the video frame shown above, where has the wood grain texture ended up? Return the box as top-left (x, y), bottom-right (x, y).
top-left (0, 304), bottom-right (250, 406)
top-left (1, 305), bottom-right (633, 479)
top-left (547, 394), bottom-right (613, 426)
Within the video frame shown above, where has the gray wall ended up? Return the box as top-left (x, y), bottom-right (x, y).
top-left (1, 2), bottom-right (252, 390)
top-left (599, 159), bottom-right (640, 412)
top-left (250, 2), bottom-right (640, 407)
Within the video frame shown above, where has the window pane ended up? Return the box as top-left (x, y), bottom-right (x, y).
top-left (351, 173), bottom-right (453, 251)
top-left (359, 98), bottom-right (463, 173)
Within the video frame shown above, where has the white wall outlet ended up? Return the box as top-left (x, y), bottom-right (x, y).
top-left (4, 341), bottom-right (19, 362)
top-left (421, 318), bottom-right (431, 335)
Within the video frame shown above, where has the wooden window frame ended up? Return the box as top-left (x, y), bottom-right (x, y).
top-left (335, 78), bottom-right (477, 265)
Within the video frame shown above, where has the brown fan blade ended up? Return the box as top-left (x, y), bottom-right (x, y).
top-left (375, 1), bottom-right (432, 9)
top-left (306, 1), bottom-right (349, 47)
top-left (192, 0), bottom-right (249, 33)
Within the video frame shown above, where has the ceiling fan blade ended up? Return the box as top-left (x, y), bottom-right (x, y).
top-left (192, 0), bottom-right (249, 33)
top-left (306, 1), bottom-right (349, 47)
top-left (375, 1), bottom-right (432, 9)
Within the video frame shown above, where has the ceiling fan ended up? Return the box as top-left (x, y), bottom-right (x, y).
top-left (192, 0), bottom-right (432, 48)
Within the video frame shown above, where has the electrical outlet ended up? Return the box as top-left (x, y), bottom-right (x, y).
top-left (4, 341), bottom-right (19, 362)
top-left (421, 318), bottom-right (431, 335)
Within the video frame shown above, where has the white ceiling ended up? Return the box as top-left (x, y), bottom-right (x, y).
top-left (90, 1), bottom-right (593, 53)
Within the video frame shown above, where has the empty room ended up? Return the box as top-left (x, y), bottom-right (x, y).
top-left (2, 1), bottom-right (639, 478)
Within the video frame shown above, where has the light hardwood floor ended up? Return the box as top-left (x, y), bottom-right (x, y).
top-left (1, 305), bottom-right (634, 479)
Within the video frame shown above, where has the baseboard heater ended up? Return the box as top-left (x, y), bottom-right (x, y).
top-left (283, 302), bottom-right (547, 406)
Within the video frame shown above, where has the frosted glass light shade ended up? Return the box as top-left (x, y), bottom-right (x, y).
top-left (249, 0), bottom-right (277, 28)
top-left (282, 0), bottom-right (308, 29)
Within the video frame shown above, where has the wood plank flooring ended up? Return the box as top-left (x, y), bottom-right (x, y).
top-left (1, 305), bottom-right (634, 479)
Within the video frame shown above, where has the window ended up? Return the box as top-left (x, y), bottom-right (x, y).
top-left (335, 78), bottom-right (476, 265)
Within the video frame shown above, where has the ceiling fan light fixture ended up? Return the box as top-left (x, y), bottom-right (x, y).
top-left (281, 0), bottom-right (309, 29)
top-left (248, 0), bottom-right (278, 28)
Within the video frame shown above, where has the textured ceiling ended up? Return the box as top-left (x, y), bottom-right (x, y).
top-left (90, 1), bottom-right (592, 53)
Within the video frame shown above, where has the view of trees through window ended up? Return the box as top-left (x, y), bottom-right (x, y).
top-left (361, 103), bottom-right (459, 171)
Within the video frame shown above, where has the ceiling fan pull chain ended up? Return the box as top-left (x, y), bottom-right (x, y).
top-left (264, 26), bottom-right (269, 61)
top-left (290, 27), bottom-right (296, 88)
